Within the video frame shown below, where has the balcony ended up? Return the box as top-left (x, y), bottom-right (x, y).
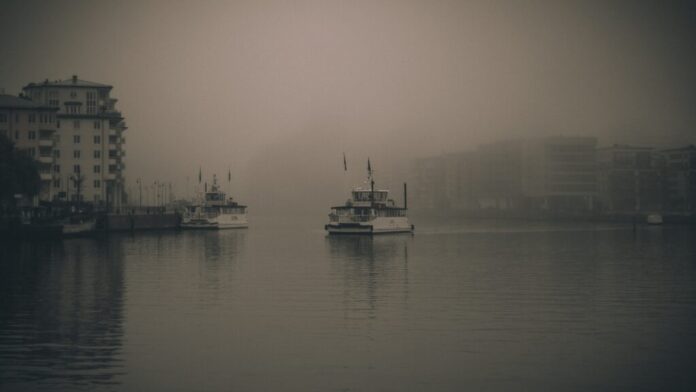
top-left (38, 156), bottom-right (53, 164)
top-left (39, 139), bottom-right (53, 147)
top-left (40, 172), bottom-right (52, 181)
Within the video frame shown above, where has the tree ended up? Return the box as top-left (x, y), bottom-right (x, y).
top-left (70, 172), bottom-right (85, 203)
top-left (0, 134), bottom-right (41, 203)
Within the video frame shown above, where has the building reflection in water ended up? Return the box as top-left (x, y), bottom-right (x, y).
top-left (325, 234), bottom-right (412, 320)
top-left (0, 238), bottom-right (125, 390)
top-left (198, 229), bottom-right (247, 301)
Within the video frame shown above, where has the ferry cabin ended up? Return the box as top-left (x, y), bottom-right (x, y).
top-left (328, 190), bottom-right (407, 224)
top-left (187, 190), bottom-right (246, 218)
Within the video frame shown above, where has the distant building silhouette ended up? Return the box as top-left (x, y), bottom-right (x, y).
top-left (658, 145), bottom-right (696, 213)
top-left (597, 145), bottom-right (662, 213)
top-left (411, 136), bottom-right (696, 218)
top-left (412, 136), bottom-right (598, 214)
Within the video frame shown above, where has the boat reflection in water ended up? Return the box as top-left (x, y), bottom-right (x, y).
top-left (325, 234), bottom-right (412, 319)
top-left (0, 238), bottom-right (125, 390)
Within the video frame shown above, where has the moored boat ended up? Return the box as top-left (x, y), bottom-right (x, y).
top-left (181, 176), bottom-right (248, 229)
top-left (325, 159), bottom-right (413, 235)
top-left (646, 213), bottom-right (663, 225)
top-left (62, 217), bottom-right (96, 236)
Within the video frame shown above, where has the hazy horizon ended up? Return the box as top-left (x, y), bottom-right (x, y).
top-left (1, 0), bottom-right (695, 213)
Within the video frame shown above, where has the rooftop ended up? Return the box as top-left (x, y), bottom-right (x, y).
top-left (23, 75), bottom-right (112, 89)
top-left (0, 94), bottom-right (55, 110)
top-left (598, 144), bottom-right (654, 151)
top-left (661, 144), bottom-right (696, 153)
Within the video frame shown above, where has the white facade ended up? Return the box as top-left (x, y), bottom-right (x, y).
top-left (23, 76), bottom-right (128, 210)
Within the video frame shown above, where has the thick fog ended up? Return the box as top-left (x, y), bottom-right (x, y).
top-left (1, 0), bottom-right (695, 214)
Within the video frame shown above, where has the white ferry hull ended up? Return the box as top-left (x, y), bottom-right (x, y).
top-left (181, 215), bottom-right (248, 230)
top-left (62, 220), bottom-right (96, 236)
top-left (325, 217), bottom-right (413, 235)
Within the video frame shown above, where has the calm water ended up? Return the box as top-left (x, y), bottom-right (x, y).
top-left (1, 217), bottom-right (696, 391)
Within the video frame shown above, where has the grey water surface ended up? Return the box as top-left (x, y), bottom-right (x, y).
top-left (1, 217), bottom-right (696, 391)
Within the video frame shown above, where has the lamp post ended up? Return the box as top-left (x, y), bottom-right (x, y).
top-left (137, 178), bottom-right (142, 207)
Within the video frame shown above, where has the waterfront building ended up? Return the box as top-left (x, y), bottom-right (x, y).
top-left (657, 145), bottom-right (696, 213)
top-left (597, 145), bottom-right (661, 213)
top-left (22, 76), bottom-right (127, 209)
top-left (410, 155), bottom-right (447, 210)
top-left (411, 136), bottom-right (598, 213)
top-left (0, 94), bottom-right (59, 202)
top-left (477, 136), bottom-right (598, 212)
top-left (476, 140), bottom-right (524, 209)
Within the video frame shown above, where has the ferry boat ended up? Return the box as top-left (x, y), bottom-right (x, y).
top-left (181, 177), bottom-right (248, 229)
top-left (325, 162), bottom-right (414, 235)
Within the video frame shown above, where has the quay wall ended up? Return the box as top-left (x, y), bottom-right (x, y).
top-left (106, 212), bottom-right (180, 231)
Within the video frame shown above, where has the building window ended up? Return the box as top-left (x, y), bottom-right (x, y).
top-left (28, 131), bottom-right (36, 140)
top-left (93, 165), bottom-right (101, 173)
top-left (15, 130), bottom-right (19, 140)
top-left (54, 164), bottom-right (60, 173)
top-left (94, 180), bottom-right (101, 188)
top-left (48, 90), bottom-right (59, 107)
top-left (70, 90), bottom-right (77, 99)
top-left (94, 150), bottom-right (101, 159)
top-left (0, 114), bottom-right (7, 123)
top-left (73, 120), bottom-right (80, 129)
top-left (14, 113), bottom-right (19, 122)
top-left (53, 179), bottom-right (61, 188)
top-left (94, 135), bottom-right (101, 144)
top-left (73, 150), bottom-right (81, 159)
top-left (87, 92), bottom-right (97, 114)
top-left (28, 114), bottom-right (36, 123)
top-left (73, 164), bottom-right (80, 173)
top-left (57, 120), bottom-right (60, 128)
top-left (27, 148), bottom-right (36, 157)
top-left (93, 121), bottom-right (101, 129)
top-left (53, 149), bottom-right (61, 158)
top-left (73, 135), bottom-right (80, 144)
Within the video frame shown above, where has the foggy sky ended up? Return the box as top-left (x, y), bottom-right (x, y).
top-left (1, 0), bottom-right (695, 213)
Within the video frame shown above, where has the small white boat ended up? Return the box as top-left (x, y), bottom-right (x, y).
top-left (62, 217), bottom-right (96, 236)
top-left (325, 160), bottom-right (413, 235)
top-left (182, 176), bottom-right (248, 229)
top-left (646, 213), bottom-right (663, 225)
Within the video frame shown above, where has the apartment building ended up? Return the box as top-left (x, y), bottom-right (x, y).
top-left (658, 145), bottom-right (696, 213)
top-left (22, 76), bottom-right (127, 209)
top-left (411, 136), bottom-right (598, 213)
top-left (520, 137), bottom-right (597, 211)
top-left (597, 145), bottom-right (661, 213)
top-left (0, 94), bottom-right (58, 202)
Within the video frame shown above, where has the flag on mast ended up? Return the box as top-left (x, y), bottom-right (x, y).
top-left (367, 158), bottom-right (372, 178)
top-left (343, 153), bottom-right (347, 171)
top-left (228, 168), bottom-right (231, 182)
top-left (198, 167), bottom-right (202, 183)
